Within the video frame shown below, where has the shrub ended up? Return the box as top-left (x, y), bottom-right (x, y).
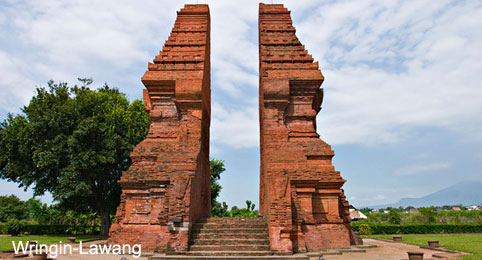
top-left (0, 223), bottom-right (100, 235)
top-left (0, 223), bottom-right (7, 234)
top-left (388, 209), bottom-right (401, 224)
top-left (358, 224), bottom-right (372, 235)
top-left (419, 207), bottom-right (436, 223)
top-left (24, 224), bottom-right (100, 235)
top-left (6, 220), bottom-right (24, 236)
top-left (352, 223), bottom-right (482, 234)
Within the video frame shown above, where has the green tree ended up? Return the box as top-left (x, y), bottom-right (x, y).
top-left (419, 207), bottom-right (436, 223)
top-left (359, 207), bottom-right (373, 214)
top-left (388, 208), bottom-right (401, 224)
top-left (229, 200), bottom-right (258, 217)
top-left (0, 195), bottom-right (28, 222)
top-left (246, 200), bottom-right (255, 211)
top-left (0, 79), bottom-right (149, 236)
top-left (210, 158), bottom-right (228, 217)
top-left (210, 159), bottom-right (225, 204)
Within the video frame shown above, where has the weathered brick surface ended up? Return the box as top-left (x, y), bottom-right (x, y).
top-left (258, 3), bottom-right (357, 253)
top-left (108, 4), bottom-right (211, 253)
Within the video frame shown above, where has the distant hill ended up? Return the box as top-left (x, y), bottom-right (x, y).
top-left (370, 181), bottom-right (482, 209)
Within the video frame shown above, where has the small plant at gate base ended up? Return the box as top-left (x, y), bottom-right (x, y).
top-left (358, 224), bottom-right (372, 235)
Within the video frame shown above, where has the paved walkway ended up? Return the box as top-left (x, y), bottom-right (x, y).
top-left (1, 239), bottom-right (466, 259)
top-left (320, 239), bottom-right (465, 260)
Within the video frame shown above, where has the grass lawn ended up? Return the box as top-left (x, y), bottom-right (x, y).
top-left (370, 234), bottom-right (482, 260)
top-left (0, 235), bottom-right (103, 252)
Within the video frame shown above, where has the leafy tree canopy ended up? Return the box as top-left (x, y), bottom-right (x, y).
top-left (0, 79), bottom-right (149, 235)
top-left (0, 195), bottom-right (28, 222)
top-left (210, 158), bottom-right (225, 205)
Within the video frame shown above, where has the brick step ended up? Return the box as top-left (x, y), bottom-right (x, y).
top-left (187, 251), bottom-right (273, 256)
top-left (189, 245), bottom-right (270, 252)
top-left (149, 255), bottom-right (309, 260)
top-left (192, 228), bottom-right (268, 234)
top-left (196, 218), bottom-right (266, 224)
top-left (187, 218), bottom-right (272, 256)
top-left (193, 223), bottom-right (268, 229)
top-left (191, 239), bottom-right (270, 246)
top-left (192, 233), bottom-right (269, 240)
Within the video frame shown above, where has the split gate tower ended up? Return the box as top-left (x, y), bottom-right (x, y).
top-left (109, 3), bottom-right (357, 255)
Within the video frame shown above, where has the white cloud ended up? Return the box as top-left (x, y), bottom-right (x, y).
top-left (0, 1), bottom-right (185, 113)
top-left (0, 0), bottom-right (262, 150)
top-left (0, 51), bottom-right (36, 113)
top-left (2, 0), bottom-right (482, 211)
top-left (395, 162), bottom-right (452, 176)
top-left (211, 102), bottom-right (259, 149)
top-left (1, 0), bottom-right (482, 150)
top-left (11, 1), bottom-right (179, 68)
top-left (297, 0), bottom-right (482, 145)
top-left (0, 12), bottom-right (5, 25)
top-left (375, 194), bottom-right (387, 200)
top-left (212, 60), bottom-right (258, 98)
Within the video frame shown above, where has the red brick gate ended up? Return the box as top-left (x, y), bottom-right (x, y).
top-left (109, 3), bottom-right (357, 255)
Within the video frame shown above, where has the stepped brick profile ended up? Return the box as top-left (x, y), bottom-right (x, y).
top-left (258, 3), bottom-right (357, 253)
top-left (108, 4), bottom-right (211, 253)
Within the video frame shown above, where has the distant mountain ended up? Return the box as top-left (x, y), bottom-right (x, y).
top-left (370, 181), bottom-right (482, 209)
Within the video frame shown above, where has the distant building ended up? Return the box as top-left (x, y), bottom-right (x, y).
top-left (466, 205), bottom-right (481, 211)
top-left (451, 207), bottom-right (462, 211)
top-left (409, 208), bottom-right (419, 213)
top-left (371, 209), bottom-right (379, 213)
top-left (349, 206), bottom-right (367, 221)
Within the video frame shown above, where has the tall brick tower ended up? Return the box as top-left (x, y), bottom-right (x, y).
top-left (259, 3), bottom-right (356, 253)
top-left (109, 4), bottom-right (211, 253)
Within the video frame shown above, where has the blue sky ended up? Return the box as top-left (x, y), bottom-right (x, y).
top-left (1, 0), bottom-right (481, 208)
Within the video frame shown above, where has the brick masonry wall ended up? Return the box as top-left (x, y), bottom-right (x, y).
top-left (108, 4), bottom-right (211, 253)
top-left (258, 3), bottom-right (357, 253)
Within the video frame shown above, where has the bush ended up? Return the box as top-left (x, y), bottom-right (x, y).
top-left (0, 223), bottom-right (100, 235)
top-left (22, 224), bottom-right (100, 235)
top-left (352, 223), bottom-right (482, 235)
top-left (419, 207), bottom-right (436, 223)
top-left (6, 220), bottom-right (23, 236)
top-left (358, 224), bottom-right (372, 235)
top-left (388, 209), bottom-right (401, 224)
top-left (0, 223), bottom-right (6, 234)
top-left (362, 210), bottom-right (482, 225)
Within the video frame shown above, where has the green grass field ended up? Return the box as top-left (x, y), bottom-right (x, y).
top-left (0, 235), bottom-right (102, 252)
top-left (371, 234), bottom-right (482, 260)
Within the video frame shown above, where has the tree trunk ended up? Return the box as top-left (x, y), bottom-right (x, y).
top-left (100, 208), bottom-right (111, 237)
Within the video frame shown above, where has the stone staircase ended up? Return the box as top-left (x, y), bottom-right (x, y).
top-left (149, 217), bottom-right (309, 260)
top-left (188, 217), bottom-right (271, 256)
